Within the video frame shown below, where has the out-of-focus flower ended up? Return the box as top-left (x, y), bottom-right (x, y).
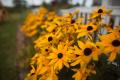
top-left (100, 33), bottom-right (120, 61)
top-left (77, 23), bottom-right (97, 38)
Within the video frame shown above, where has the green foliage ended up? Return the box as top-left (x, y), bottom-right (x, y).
top-left (13, 0), bottom-right (27, 8)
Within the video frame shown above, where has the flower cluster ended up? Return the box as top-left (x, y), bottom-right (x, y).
top-left (21, 7), bottom-right (120, 80)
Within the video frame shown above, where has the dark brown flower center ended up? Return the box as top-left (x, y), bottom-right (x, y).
top-left (119, 30), bottom-right (120, 33)
top-left (71, 19), bottom-right (75, 24)
top-left (96, 46), bottom-right (100, 48)
top-left (52, 29), bottom-right (56, 32)
top-left (87, 26), bottom-right (93, 31)
top-left (58, 53), bottom-right (63, 59)
top-left (48, 36), bottom-right (53, 42)
top-left (45, 49), bottom-right (48, 52)
top-left (84, 48), bottom-right (92, 56)
top-left (76, 54), bottom-right (79, 57)
top-left (98, 9), bottom-right (103, 13)
top-left (31, 73), bottom-right (35, 76)
top-left (112, 40), bottom-right (120, 47)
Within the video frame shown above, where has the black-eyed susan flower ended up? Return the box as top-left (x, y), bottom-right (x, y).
top-left (77, 23), bottom-right (97, 38)
top-left (37, 7), bottom-right (48, 16)
top-left (21, 7), bottom-right (48, 37)
top-left (25, 65), bottom-right (37, 80)
top-left (71, 41), bottom-right (100, 67)
top-left (26, 53), bottom-right (58, 80)
top-left (40, 66), bottom-right (58, 80)
top-left (72, 65), bottom-right (96, 80)
top-left (20, 14), bottom-right (38, 37)
top-left (90, 7), bottom-right (107, 19)
top-left (47, 11), bottom-right (57, 21)
top-left (47, 43), bottom-right (72, 70)
top-left (34, 33), bottom-right (62, 49)
top-left (108, 26), bottom-right (120, 37)
top-left (99, 33), bottom-right (120, 61)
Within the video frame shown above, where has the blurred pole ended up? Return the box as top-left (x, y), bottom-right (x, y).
top-left (83, 0), bottom-right (86, 6)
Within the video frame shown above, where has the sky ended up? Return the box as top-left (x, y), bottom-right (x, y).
top-left (1, 0), bottom-right (93, 7)
top-left (1, 0), bottom-right (15, 7)
top-left (1, 0), bottom-right (53, 7)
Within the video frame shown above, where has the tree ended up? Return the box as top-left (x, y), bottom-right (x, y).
top-left (13, 0), bottom-right (26, 8)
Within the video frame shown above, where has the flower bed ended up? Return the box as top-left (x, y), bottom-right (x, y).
top-left (21, 7), bottom-right (120, 80)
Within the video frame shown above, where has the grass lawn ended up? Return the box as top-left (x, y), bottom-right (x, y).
top-left (0, 8), bottom-right (28, 80)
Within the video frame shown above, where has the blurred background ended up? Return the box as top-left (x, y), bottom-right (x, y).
top-left (0, 0), bottom-right (120, 80)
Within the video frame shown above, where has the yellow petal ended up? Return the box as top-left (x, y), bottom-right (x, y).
top-left (92, 53), bottom-right (99, 61)
top-left (31, 75), bottom-right (37, 80)
top-left (58, 60), bottom-right (63, 70)
top-left (30, 65), bottom-right (35, 73)
top-left (47, 25), bottom-right (56, 32)
top-left (73, 72), bottom-right (82, 80)
top-left (56, 33), bottom-right (62, 39)
top-left (39, 67), bottom-right (48, 74)
top-left (63, 61), bottom-right (69, 68)
top-left (104, 47), bottom-right (113, 54)
top-left (49, 59), bottom-right (57, 65)
top-left (36, 65), bottom-right (42, 74)
top-left (71, 59), bottom-right (81, 66)
top-left (77, 32), bottom-right (87, 38)
top-left (52, 47), bottom-right (57, 52)
top-left (108, 52), bottom-right (117, 62)
top-left (54, 60), bottom-right (59, 70)
top-left (58, 44), bottom-right (63, 50)
top-left (78, 41), bottom-right (85, 49)
top-left (47, 53), bottom-right (56, 59)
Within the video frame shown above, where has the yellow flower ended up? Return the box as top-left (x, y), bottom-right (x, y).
top-left (90, 7), bottom-right (107, 19)
top-left (37, 7), bottom-right (48, 16)
top-left (34, 33), bottom-right (62, 49)
top-left (26, 53), bottom-right (58, 80)
top-left (21, 18), bottom-right (39, 37)
top-left (73, 17), bottom-right (83, 27)
top-left (25, 65), bottom-right (37, 80)
top-left (108, 26), bottom-right (120, 37)
top-left (40, 66), bottom-right (58, 80)
top-left (100, 33), bottom-right (120, 61)
top-left (26, 29), bottom-right (38, 37)
top-left (47, 43), bottom-right (71, 70)
top-left (46, 22), bottom-right (58, 32)
top-left (47, 11), bottom-right (57, 21)
top-left (31, 54), bottom-right (49, 75)
top-left (77, 23), bottom-right (97, 38)
top-left (21, 7), bottom-right (48, 37)
top-left (71, 41), bottom-right (100, 67)
top-left (72, 65), bottom-right (96, 80)
top-left (52, 16), bottom-right (64, 26)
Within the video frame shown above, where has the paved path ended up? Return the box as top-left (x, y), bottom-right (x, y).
top-left (16, 26), bottom-right (26, 80)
